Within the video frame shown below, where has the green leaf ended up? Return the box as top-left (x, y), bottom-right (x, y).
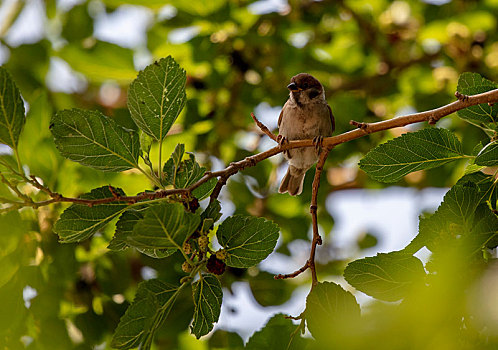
top-left (111, 279), bottom-right (179, 349)
top-left (191, 274), bottom-right (223, 338)
top-left (108, 205), bottom-right (173, 258)
top-left (59, 41), bottom-right (136, 84)
top-left (359, 128), bottom-right (466, 183)
top-left (457, 72), bottom-right (498, 129)
top-left (175, 153), bottom-right (206, 188)
top-left (456, 172), bottom-right (497, 209)
top-left (245, 314), bottom-right (309, 350)
top-left (0, 211), bottom-right (25, 257)
top-left (108, 208), bottom-right (144, 251)
top-left (54, 186), bottom-right (128, 243)
top-left (475, 141), bottom-right (498, 166)
top-left (249, 271), bottom-right (295, 307)
top-left (208, 330), bottom-right (244, 350)
top-left (174, 0), bottom-right (226, 16)
top-left (163, 146), bottom-right (212, 193)
top-left (128, 56), bottom-right (187, 141)
top-left (0, 66), bottom-right (25, 149)
top-left (102, 0), bottom-right (167, 10)
top-left (192, 177), bottom-right (217, 201)
top-left (407, 182), bottom-right (498, 255)
top-left (163, 143), bottom-right (185, 186)
top-left (200, 199), bottom-right (222, 231)
top-left (305, 282), bottom-right (361, 340)
top-left (216, 215), bottom-right (279, 268)
top-left (343, 252), bottom-right (426, 302)
top-left (126, 202), bottom-right (200, 254)
top-left (0, 253), bottom-right (20, 289)
top-left (50, 109), bottom-right (140, 172)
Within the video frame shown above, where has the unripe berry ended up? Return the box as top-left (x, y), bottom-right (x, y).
top-left (216, 249), bottom-right (227, 260)
top-left (183, 242), bottom-right (192, 255)
top-left (198, 235), bottom-right (209, 251)
top-left (182, 261), bottom-right (193, 273)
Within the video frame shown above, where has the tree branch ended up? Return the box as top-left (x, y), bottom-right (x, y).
top-left (2, 88), bottom-right (498, 213)
top-left (274, 148), bottom-right (330, 285)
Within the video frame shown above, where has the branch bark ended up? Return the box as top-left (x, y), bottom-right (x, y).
top-left (2, 88), bottom-right (498, 212)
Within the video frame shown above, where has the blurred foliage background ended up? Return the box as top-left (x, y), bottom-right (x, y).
top-left (1, 0), bottom-right (498, 349)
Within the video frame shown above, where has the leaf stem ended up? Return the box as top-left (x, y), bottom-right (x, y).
top-left (142, 264), bottom-right (203, 349)
top-left (137, 165), bottom-right (163, 188)
top-left (158, 138), bottom-right (163, 183)
top-left (13, 147), bottom-right (22, 174)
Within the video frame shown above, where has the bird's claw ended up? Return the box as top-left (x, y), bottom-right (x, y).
top-left (277, 135), bottom-right (291, 158)
top-left (313, 136), bottom-right (324, 152)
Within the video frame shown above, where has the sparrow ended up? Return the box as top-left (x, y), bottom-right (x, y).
top-left (278, 73), bottom-right (335, 196)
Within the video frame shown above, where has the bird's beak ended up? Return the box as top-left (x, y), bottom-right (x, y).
top-left (287, 82), bottom-right (300, 92)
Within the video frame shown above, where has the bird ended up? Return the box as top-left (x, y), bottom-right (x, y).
top-left (278, 73), bottom-right (335, 196)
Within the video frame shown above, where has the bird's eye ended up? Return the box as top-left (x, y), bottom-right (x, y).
top-left (302, 83), bottom-right (308, 89)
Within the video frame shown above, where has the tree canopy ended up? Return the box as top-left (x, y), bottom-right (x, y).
top-left (1, 0), bottom-right (498, 349)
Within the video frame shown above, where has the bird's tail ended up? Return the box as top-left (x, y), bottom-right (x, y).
top-left (279, 165), bottom-right (306, 196)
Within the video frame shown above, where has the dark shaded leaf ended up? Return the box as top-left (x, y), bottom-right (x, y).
top-left (216, 215), bottom-right (279, 268)
top-left (0, 66), bottom-right (25, 149)
top-left (54, 186), bottom-right (128, 243)
top-left (344, 252), bottom-right (426, 302)
top-left (191, 274), bottom-right (222, 338)
top-left (108, 205), bottom-right (172, 258)
top-left (305, 282), bottom-right (360, 341)
top-left (475, 141), bottom-right (498, 166)
top-left (126, 202), bottom-right (200, 254)
top-left (111, 279), bottom-right (179, 349)
top-left (245, 314), bottom-right (308, 350)
top-left (406, 182), bottom-right (498, 255)
top-left (192, 177), bottom-right (217, 201)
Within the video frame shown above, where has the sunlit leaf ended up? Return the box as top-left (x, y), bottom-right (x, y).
top-left (59, 41), bottom-right (136, 83)
top-left (359, 128), bottom-right (465, 183)
top-left (111, 279), bottom-right (179, 349)
top-left (50, 109), bottom-right (140, 172)
top-left (0, 211), bottom-right (25, 257)
top-left (54, 186), bottom-right (128, 243)
top-left (128, 56), bottom-right (186, 141)
top-left (102, 0), bottom-right (166, 10)
top-left (191, 274), bottom-right (222, 338)
top-left (216, 215), bottom-right (279, 268)
top-left (174, 0), bottom-right (226, 16)
top-left (0, 66), bottom-right (25, 149)
top-left (344, 252), bottom-right (426, 302)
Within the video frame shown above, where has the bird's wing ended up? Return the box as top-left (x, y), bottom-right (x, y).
top-left (328, 104), bottom-right (335, 132)
top-left (278, 105), bottom-right (285, 127)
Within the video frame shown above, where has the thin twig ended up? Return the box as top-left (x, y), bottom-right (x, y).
top-left (251, 112), bottom-right (278, 142)
top-left (274, 148), bottom-right (330, 285)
